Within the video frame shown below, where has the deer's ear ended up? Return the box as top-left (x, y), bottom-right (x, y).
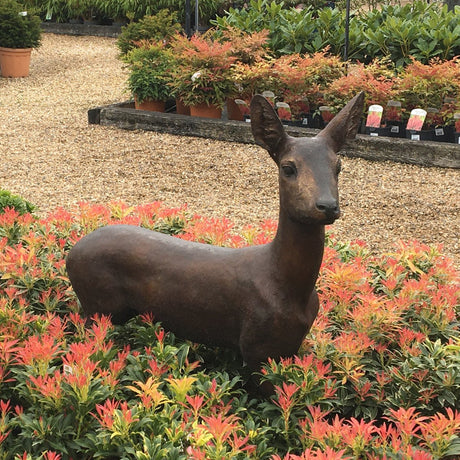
top-left (317, 92), bottom-right (365, 152)
top-left (250, 95), bottom-right (287, 164)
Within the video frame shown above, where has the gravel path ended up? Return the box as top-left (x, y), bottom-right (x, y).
top-left (1, 34), bottom-right (459, 265)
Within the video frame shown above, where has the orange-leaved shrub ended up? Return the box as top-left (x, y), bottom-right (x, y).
top-left (0, 202), bottom-right (458, 459)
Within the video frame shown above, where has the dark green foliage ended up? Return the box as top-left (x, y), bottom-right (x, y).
top-left (0, 0), bottom-right (42, 49)
top-left (125, 43), bottom-right (176, 103)
top-left (124, 0), bottom-right (226, 23)
top-left (117, 9), bottom-right (182, 57)
top-left (213, 0), bottom-right (460, 64)
top-left (25, 0), bottom-right (227, 24)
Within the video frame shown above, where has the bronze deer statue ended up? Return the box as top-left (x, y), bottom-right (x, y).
top-left (66, 92), bottom-right (364, 393)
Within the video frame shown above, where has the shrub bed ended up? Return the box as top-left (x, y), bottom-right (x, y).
top-left (213, 0), bottom-right (460, 65)
top-left (29, 0), bottom-right (459, 66)
top-left (0, 201), bottom-right (458, 458)
top-left (120, 24), bottom-right (460, 136)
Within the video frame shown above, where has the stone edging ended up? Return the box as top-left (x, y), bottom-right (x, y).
top-left (41, 22), bottom-right (122, 38)
top-left (89, 102), bottom-right (460, 169)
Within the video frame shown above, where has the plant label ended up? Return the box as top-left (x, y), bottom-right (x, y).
top-left (406, 108), bottom-right (427, 132)
top-left (63, 364), bottom-right (73, 375)
top-left (366, 105), bottom-right (383, 128)
top-left (434, 128), bottom-right (445, 136)
top-left (276, 102), bottom-right (292, 121)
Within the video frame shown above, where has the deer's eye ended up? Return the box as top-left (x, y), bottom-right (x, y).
top-left (281, 164), bottom-right (297, 177)
top-left (336, 159), bottom-right (342, 175)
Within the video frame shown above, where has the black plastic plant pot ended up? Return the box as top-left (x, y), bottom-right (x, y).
top-left (406, 129), bottom-right (435, 141)
top-left (365, 126), bottom-right (391, 137)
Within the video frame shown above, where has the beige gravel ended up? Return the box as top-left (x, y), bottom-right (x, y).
top-left (1, 34), bottom-right (459, 265)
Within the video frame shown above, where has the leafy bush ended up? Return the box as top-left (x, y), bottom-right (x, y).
top-left (169, 33), bottom-right (237, 108)
top-left (0, 190), bottom-right (35, 215)
top-left (26, 0), bottom-right (226, 24)
top-left (213, 0), bottom-right (460, 64)
top-left (125, 41), bottom-right (176, 103)
top-left (116, 9), bottom-right (182, 57)
top-left (0, 202), bottom-right (458, 458)
top-left (24, 0), bottom-right (72, 23)
top-left (0, 0), bottom-right (42, 49)
top-left (126, 0), bottom-right (226, 23)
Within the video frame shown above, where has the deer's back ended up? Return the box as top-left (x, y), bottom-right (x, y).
top-left (67, 225), bottom-right (274, 348)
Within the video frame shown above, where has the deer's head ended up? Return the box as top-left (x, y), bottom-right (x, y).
top-left (251, 93), bottom-right (364, 225)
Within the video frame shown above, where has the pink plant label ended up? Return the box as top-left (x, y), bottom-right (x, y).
top-left (276, 102), bottom-right (292, 121)
top-left (406, 108), bottom-right (427, 131)
top-left (366, 105), bottom-right (383, 128)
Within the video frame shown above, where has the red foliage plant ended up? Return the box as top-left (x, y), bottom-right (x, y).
top-left (0, 202), bottom-right (457, 458)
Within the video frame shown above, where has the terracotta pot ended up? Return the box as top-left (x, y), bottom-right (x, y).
top-left (226, 98), bottom-right (244, 121)
top-left (0, 47), bottom-right (32, 78)
top-left (190, 102), bottom-right (222, 119)
top-left (175, 98), bottom-right (190, 115)
top-left (134, 97), bottom-right (165, 112)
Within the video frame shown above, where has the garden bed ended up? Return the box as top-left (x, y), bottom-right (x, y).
top-left (3, 33), bottom-right (459, 264)
top-left (91, 101), bottom-right (460, 170)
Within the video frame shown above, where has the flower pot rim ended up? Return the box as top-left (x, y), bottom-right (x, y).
top-left (0, 46), bottom-right (33, 51)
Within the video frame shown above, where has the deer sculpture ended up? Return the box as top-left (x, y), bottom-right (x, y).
top-left (66, 92), bottom-right (364, 393)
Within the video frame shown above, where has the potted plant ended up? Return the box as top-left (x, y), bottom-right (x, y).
top-left (170, 32), bottom-right (236, 118)
top-left (398, 57), bottom-right (459, 142)
top-left (454, 113), bottom-right (460, 144)
top-left (116, 10), bottom-right (183, 58)
top-left (0, 0), bottom-right (42, 77)
top-left (219, 27), bottom-right (269, 120)
top-left (231, 59), bottom-right (276, 101)
top-left (322, 59), bottom-right (396, 123)
top-left (398, 58), bottom-right (459, 111)
top-left (272, 53), bottom-right (323, 126)
top-left (125, 40), bottom-right (176, 112)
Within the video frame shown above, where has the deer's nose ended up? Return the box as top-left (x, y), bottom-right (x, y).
top-left (316, 200), bottom-right (340, 219)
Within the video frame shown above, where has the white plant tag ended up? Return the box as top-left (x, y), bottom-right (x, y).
top-left (63, 364), bottom-right (73, 375)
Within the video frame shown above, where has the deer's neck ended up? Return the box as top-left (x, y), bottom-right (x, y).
top-left (270, 211), bottom-right (325, 296)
